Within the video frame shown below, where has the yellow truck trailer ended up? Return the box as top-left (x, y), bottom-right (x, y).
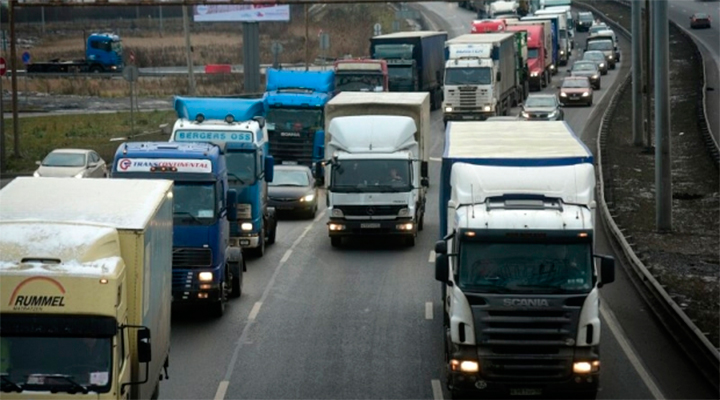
top-left (0, 177), bottom-right (173, 400)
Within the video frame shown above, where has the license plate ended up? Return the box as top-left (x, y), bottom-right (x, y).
top-left (510, 388), bottom-right (542, 396)
top-left (360, 223), bottom-right (381, 229)
top-left (240, 239), bottom-right (250, 246)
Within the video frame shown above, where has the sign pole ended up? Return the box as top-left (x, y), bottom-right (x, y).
top-left (9, 1), bottom-right (20, 159)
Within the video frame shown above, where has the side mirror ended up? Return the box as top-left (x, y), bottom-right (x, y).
top-left (264, 156), bottom-right (274, 183)
top-left (567, 69), bottom-right (572, 74)
top-left (435, 240), bottom-right (447, 255)
top-left (252, 116), bottom-right (266, 129)
top-left (314, 162), bottom-right (324, 182)
top-left (421, 160), bottom-right (428, 178)
top-left (35, 160), bottom-right (41, 166)
top-left (435, 254), bottom-right (450, 283)
top-left (496, 71), bottom-right (502, 82)
top-left (227, 189), bottom-right (238, 220)
top-left (421, 177), bottom-right (429, 188)
top-left (137, 328), bottom-right (152, 364)
top-left (598, 255), bottom-right (615, 286)
top-left (88, 162), bottom-right (98, 168)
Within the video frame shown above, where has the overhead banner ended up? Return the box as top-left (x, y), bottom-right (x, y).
top-left (193, 4), bottom-right (290, 22)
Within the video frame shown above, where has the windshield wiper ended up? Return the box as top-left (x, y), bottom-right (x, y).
top-left (512, 284), bottom-right (565, 293)
top-left (37, 374), bottom-right (91, 394)
top-left (173, 211), bottom-right (204, 224)
top-left (227, 172), bottom-right (246, 185)
top-left (1, 373), bottom-right (23, 393)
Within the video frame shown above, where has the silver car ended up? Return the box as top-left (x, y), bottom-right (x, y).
top-left (520, 94), bottom-right (564, 121)
top-left (34, 149), bottom-right (107, 178)
top-left (582, 50), bottom-right (608, 75)
top-left (585, 39), bottom-right (616, 69)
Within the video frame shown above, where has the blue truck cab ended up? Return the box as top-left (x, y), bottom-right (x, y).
top-left (110, 141), bottom-right (243, 317)
top-left (171, 96), bottom-right (278, 258)
top-left (263, 69), bottom-right (335, 171)
top-left (86, 33), bottom-right (124, 72)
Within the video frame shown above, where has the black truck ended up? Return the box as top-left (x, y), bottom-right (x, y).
top-left (369, 31), bottom-right (447, 110)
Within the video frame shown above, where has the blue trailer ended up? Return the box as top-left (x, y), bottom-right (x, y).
top-left (110, 141), bottom-right (242, 317)
top-left (171, 96), bottom-right (278, 258)
top-left (263, 69), bottom-right (335, 171)
top-left (521, 15), bottom-right (560, 73)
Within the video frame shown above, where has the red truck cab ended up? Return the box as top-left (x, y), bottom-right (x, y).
top-left (333, 59), bottom-right (389, 94)
top-left (505, 24), bottom-right (547, 91)
top-left (471, 19), bottom-right (507, 33)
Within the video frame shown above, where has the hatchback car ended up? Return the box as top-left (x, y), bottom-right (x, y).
top-left (690, 13), bottom-right (711, 29)
top-left (267, 165), bottom-right (318, 218)
top-left (33, 148), bottom-right (107, 178)
top-left (582, 50), bottom-right (608, 75)
top-left (559, 76), bottom-right (594, 107)
top-left (520, 94), bottom-right (564, 121)
top-left (568, 61), bottom-right (601, 89)
top-left (576, 12), bottom-right (594, 32)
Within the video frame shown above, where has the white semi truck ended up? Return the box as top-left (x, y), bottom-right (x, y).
top-left (442, 33), bottom-right (520, 124)
top-left (321, 92), bottom-right (430, 247)
top-left (436, 121), bottom-right (616, 399)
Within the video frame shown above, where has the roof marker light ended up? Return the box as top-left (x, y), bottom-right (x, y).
top-left (196, 113), bottom-right (205, 123)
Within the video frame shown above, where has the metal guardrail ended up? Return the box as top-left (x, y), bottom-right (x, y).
top-left (573, 0), bottom-right (720, 391)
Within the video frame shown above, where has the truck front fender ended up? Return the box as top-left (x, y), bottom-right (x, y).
top-left (226, 246), bottom-right (243, 265)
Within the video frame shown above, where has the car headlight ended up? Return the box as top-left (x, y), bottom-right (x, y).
top-left (592, 74), bottom-right (599, 79)
top-left (608, 55), bottom-right (614, 60)
top-left (560, 50), bottom-right (565, 55)
top-left (548, 111), bottom-right (558, 118)
top-left (560, 92), bottom-right (568, 97)
top-left (198, 272), bottom-right (213, 282)
top-left (331, 208), bottom-right (344, 218)
top-left (241, 222), bottom-right (253, 231)
top-left (33, 171), bottom-right (40, 177)
top-left (550, 64), bottom-right (556, 70)
top-left (445, 106), bottom-right (453, 112)
top-left (300, 193), bottom-right (315, 202)
top-left (521, 111), bottom-right (529, 117)
top-left (582, 92), bottom-right (590, 97)
top-left (74, 171), bottom-right (85, 178)
top-left (599, 63), bottom-right (605, 68)
top-left (398, 208), bottom-right (410, 217)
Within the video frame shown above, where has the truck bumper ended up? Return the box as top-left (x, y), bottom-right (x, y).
top-left (529, 75), bottom-right (544, 90)
top-left (172, 269), bottom-right (223, 303)
top-left (447, 372), bottom-right (599, 398)
top-left (443, 111), bottom-right (493, 123)
top-left (327, 219), bottom-right (416, 237)
top-left (231, 234), bottom-right (260, 249)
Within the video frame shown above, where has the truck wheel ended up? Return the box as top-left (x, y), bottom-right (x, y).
top-left (575, 391), bottom-right (598, 400)
top-left (211, 281), bottom-right (226, 318)
top-left (267, 220), bottom-right (277, 245)
top-left (331, 236), bottom-right (342, 248)
top-left (418, 213), bottom-right (424, 231)
top-left (89, 65), bottom-right (102, 73)
top-left (230, 263), bottom-right (242, 299)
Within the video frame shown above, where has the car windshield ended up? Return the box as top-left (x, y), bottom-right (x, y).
top-left (579, 14), bottom-right (594, 23)
top-left (173, 183), bottom-right (217, 223)
top-left (1, 336), bottom-right (112, 392)
top-left (457, 242), bottom-right (593, 294)
top-left (42, 152), bottom-right (86, 167)
top-left (266, 108), bottom-right (323, 132)
top-left (527, 48), bottom-right (539, 59)
top-left (589, 26), bottom-right (606, 35)
top-left (225, 151), bottom-right (256, 185)
top-left (588, 40), bottom-right (613, 51)
top-left (694, 13), bottom-right (709, 19)
top-left (270, 169), bottom-right (310, 187)
top-left (573, 63), bottom-right (597, 71)
top-left (331, 159), bottom-right (412, 193)
top-left (335, 74), bottom-right (384, 92)
top-left (525, 96), bottom-right (556, 108)
top-left (445, 67), bottom-right (492, 85)
top-left (583, 52), bottom-right (605, 61)
top-left (563, 79), bottom-right (590, 88)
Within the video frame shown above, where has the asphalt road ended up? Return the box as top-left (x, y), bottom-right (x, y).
top-left (667, 0), bottom-right (719, 150)
top-left (155, 4), bottom-right (716, 400)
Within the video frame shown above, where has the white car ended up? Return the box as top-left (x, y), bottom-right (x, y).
top-left (34, 148), bottom-right (107, 178)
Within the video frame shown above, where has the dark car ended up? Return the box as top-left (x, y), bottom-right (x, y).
top-left (568, 61), bottom-right (601, 90)
top-left (582, 50), bottom-right (608, 75)
top-left (690, 13), bottom-right (711, 29)
top-left (559, 76), bottom-right (594, 107)
top-left (520, 94), bottom-right (564, 121)
top-left (267, 165), bottom-right (319, 219)
top-left (576, 12), bottom-right (595, 32)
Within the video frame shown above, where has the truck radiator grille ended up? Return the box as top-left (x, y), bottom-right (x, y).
top-left (172, 247), bottom-right (212, 268)
top-left (458, 86), bottom-right (480, 107)
top-left (337, 205), bottom-right (404, 217)
top-left (474, 307), bottom-right (580, 380)
top-left (268, 130), bottom-right (316, 167)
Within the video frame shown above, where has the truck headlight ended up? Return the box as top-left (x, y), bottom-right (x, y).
top-left (198, 272), bottom-right (213, 282)
top-left (445, 106), bottom-right (453, 112)
top-left (33, 171), bottom-right (40, 177)
top-left (328, 223), bottom-right (345, 231)
top-left (531, 71), bottom-right (539, 77)
top-left (460, 361), bottom-right (479, 373)
top-left (241, 222), bottom-right (253, 231)
top-left (300, 193), bottom-right (315, 202)
top-left (396, 223), bottom-right (414, 231)
top-left (573, 361), bottom-right (600, 374)
top-left (74, 171), bottom-right (85, 178)
top-left (398, 208), bottom-right (410, 217)
top-left (483, 106), bottom-right (491, 112)
top-left (331, 208), bottom-right (344, 218)
top-left (560, 50), bottom-right (565, 55)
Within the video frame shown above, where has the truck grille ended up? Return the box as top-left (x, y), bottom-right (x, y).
top-left (447, 87), bottom-right (491, 110)
top-left (172, 247), bottom-right (212, 268)
top-left (268, 130), bottom-right (316, 167)
top-left (473, 305), bottom-right (580, 380)
top-left (337, 205), bottom-right (404, 217)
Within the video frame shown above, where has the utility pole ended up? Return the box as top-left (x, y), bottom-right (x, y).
top-left (654, 0), bottom-right (672, 232)
top-left (632, 0), bottom-right (643, 146)
top-left (159, 5), bottom-right (163, 38)
top-left (304, 4), bottom-right (309, 71)
top-left (0, 8), bottom-right (5, 173)
top-left (242, 22), bottom-right (260, 93)
top-left (9, 1), bottom-right (19, 158)
top-left (644, 0), bottom-right (652, 149)
top-left (41, 7), bottom-right (45, 34)
top-left (182, 5), bottom-right (196, 96)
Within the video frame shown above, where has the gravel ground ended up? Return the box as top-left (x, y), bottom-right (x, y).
top-left (2, 91), bottom-right (172, 115)
top-left (587, 0), bottom-right (719, 347)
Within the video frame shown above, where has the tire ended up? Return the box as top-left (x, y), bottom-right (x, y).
top-left (89, 65), bottom-right (102, 73)
top-left (418, 213), bottom-right (424, 231)
top-left (211, 280), bottom-right (226, 318)
top-left (267, 221), bottom-right (277, 245)
top-left (331, 236), bottom-right (342, 248)
top-left (230, 263), bottom-right (242, 299)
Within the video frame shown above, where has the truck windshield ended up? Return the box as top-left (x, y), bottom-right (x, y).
top-left (331, 159), bottom-right (412, 193)
top-left (173, 182), bottom-right (217, 223)
top-left (226, 151), bottom-right (256, 185)
top-left (335, 74), bottom-right (384, 92)
top-left (111, 41), bottom-right (123, 54)
top-left (1, 336), bottom-right (112, 393)
top-left (445, 67), bottom-right (492, 85)
top-left (457, 242), bottom-right (593, 294)
top-left (527, 48), bottom-right (539, 59)
top-left (388, 66), bottom-right (413, 81)
top-left (266, 108), bottom-right (323, 132)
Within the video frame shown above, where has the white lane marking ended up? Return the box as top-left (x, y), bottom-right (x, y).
top-left (213, 380), bottom-right (229, 400)
top-left (431, 379), bottom-right (444, 400)
top-left (429, 250), bottom-right (436, 263)
top-left (430, 157), bottom-right (442, 162)
top-left (248, 301), bottom-right (262, 321)
top-left (600, 303), bottom-right (666, 400)
top-left (218, 209), bottom-right (327, 393)
top-left (425, 302), bottom-right (434, 320)
top-left (280, 249), bottom-right (292, 264)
